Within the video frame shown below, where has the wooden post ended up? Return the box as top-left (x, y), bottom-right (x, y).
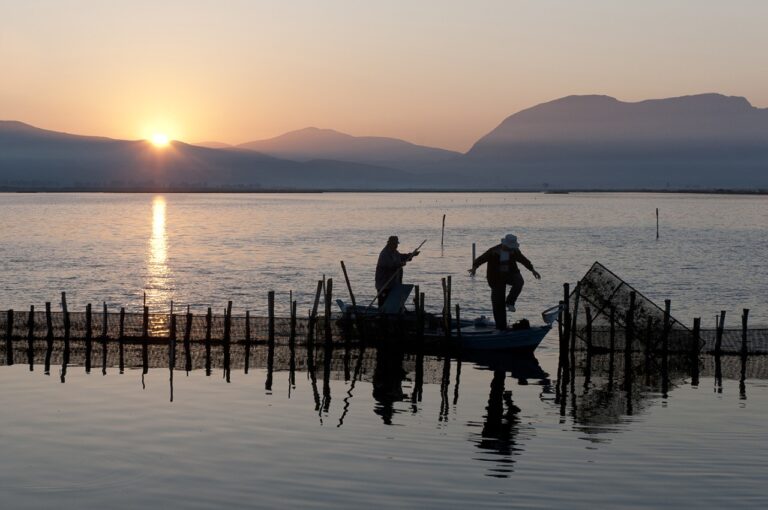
top-left (205, 307), bottom-right (212, 376)
top-left (142, 305), bottom-right (149, 339)
top-left (118, 307), bottom-right (125, 373)
top-left (184, 309), bottom-right (192, 372)
top-left (61, 292), bottom-right (70, 350)
top-left (169, 313), bottom-right (177, 371)
top-left (419, 292), bottom-right (426, 341)
top-left (85, 303), bottom-right (92, 373)
top-left (441, 214), bottom-right (446, 247)
top-left (414, 285), bottom-right (421, 341)
top-left (290, 301), bottom-right (297, 344)
top-left (561, 283), bottom-right (571, 358)
top-left (447, 275), bottom-right (452, 331)
top-left (340, 261), bottom-right (357, 309)
top-left (656, 208), bottom-right (659, 239)
top-left (441, 277), bottom-right (449, 338)
top-left (472, 243), bottom-right (476, 267)
top-left (27, 305), bottom-right (35, 369)
top-left (244, 310), bottom-right (251, 374)
top-left (142, 305), bottom-right (149, 374)
top-left (715, 310), bottom-right (725, 355)
top-left (741, 309), bottom-right (750, 356)
top-left (584, 306), bottom-right (593, 351)
top-left (324, 280), bottom-right (333, 346)
top-left (308, 280), bottom-right (323, 344)
top-left (691, 317), bottom-right (701, 387)
top-left (661, 299), bottom-right (671, 355)
top-left (268, 292), bottom-right (275, 346)
top-left (609, 306), bottom-right (616, 352)
top-left (5, 309), bottom-right (13, 366)
top-left (101, 302), bottom-right (108, 375)
top-left (45, 302), bottom-right (53, 347)
top-left (569, 282), bottom-right (581, 354)
top-left (224, 302), bottom-right (232, 342)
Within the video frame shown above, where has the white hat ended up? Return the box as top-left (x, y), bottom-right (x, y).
top-left (501, 234), bottom-right (519, 249)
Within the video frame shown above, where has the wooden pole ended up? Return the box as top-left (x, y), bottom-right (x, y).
top-left (27, 305), bottom-right (35, 370)
top-left (661, 299), bottom-right (671, 355)
top-left (584, 306), bottom-right (593, 351)
top-left (169, 313), bottom-right (177, 371)
top-left (118, 307), bottom-right (125, 373)
top-left (85, 303), bottom-right (92, 373)
top-left (656, 208), bottom-right (659, 239)
top-left (324, 280), bottom-right (333, 346)
top-left (290, 300), bottom-right (297, 341)
top-left (142, 305), bottom-right (149, 374)
top-left (441, 214), bottom-right (446, 247)
top-left (741, 309), bottom-right (750, 356)
top-left (308, 279), bottom-right (323, 344)
top-left (244, 309), bottom-right (251, 374)
top-left (340, 261), bottom-right (357, 309)
top-left (268, 292), bottom-right (275, 346)
top-left (224, 301), bottom-right (233, 373)
top-left (45, 302), bottom-right (53, 347)
top-left (715, 310), bottom-right (725, 355)
top-left (691, 317), bottom-right (701, 387)
top-left (101, 303), bottom-right (108, 375)
top-left (5, 309), bottom-right (13, 366)
top-left (472, 243), bottom-right (476, 268)
top-left (205, 307), bottom-right (212, 376)
top-left (61, 292), bottom-right (70, 350)
top-left (184, 309), bottom-right (193, 372)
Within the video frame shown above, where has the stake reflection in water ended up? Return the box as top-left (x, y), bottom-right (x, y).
top-left (5, 338), bottom-right (766, 479)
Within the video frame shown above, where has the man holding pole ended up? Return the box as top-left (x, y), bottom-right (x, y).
top-left (375, 236), bottom-right (421, 307)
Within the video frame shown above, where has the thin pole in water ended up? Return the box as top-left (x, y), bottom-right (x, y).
top-left (441, 214), bottom-right (446, 248)
top-left (656, 208), bottom-right (659, 239)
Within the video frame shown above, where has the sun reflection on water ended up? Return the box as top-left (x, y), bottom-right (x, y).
top-left (146, 196), bottom-right (173, 321)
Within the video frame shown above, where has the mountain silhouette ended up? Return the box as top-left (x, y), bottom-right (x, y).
top-left (237, 127), bottom-right (460, 171)
top-left (0, 121), bottom-right (412, 190)
top-left (3, 93), bottom-right (768, 191)
top-left (458, 93), bottom-right (768, 188)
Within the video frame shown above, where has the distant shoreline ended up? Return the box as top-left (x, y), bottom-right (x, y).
top-left (0, 187), bottom-right (766, 195)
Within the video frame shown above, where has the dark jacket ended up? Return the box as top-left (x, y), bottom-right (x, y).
top-left (376, 247), bottom-right (411, 290)
top-left (473, 244), bottom-right (534, 286)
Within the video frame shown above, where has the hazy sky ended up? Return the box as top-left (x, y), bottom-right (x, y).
top-left (2, 0), bottom-right (767, 151)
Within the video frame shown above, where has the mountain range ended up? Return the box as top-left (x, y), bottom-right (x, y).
top-left (2, 93), bottom-right (767, 190)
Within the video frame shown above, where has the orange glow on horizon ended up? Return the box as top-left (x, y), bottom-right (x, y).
top-left (151, 133), bottom-right (170, 147)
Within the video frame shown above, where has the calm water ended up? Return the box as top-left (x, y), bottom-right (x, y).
top-left (1, 192), bottom-right (767, 509)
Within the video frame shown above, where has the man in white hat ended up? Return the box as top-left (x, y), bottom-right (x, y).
top-left (469, 234), bottom-right (541, 330)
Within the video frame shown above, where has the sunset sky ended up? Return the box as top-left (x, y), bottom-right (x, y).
top-left (2, 0), bottom-right (767, 151)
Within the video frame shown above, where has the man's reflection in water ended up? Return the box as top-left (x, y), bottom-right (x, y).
top-left (372, 346), bottom-right (408, 425)
top-left (478, 370), bottom-right (522, 477)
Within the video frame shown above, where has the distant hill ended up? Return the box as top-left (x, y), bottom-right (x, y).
top-left (457, 94), bottom-right (768, 189)
top-left (0, 121), bottom-right (413, 190)
top-left (193, 141), bottom-right (233, 149)
top-left (237, 127), bottom-right (461, 171)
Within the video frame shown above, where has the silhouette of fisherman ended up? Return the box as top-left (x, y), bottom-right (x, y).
top-left (469, 234), bottom-right (541, 330)
top-left (375, 235), bottom-right (420, 307)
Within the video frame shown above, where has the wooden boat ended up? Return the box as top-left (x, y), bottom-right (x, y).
top-left (428, 320), bottom-right (552, 351)
top-left (335, 300), bottom-right (556, 352)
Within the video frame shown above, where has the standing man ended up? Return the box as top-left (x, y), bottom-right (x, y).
top-left (469, 234), bottom-right (541, 330)
top-left (375, 235), bottom-right (420, 307)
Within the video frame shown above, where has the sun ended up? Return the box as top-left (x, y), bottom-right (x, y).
top-left (150, 133), bottom-right (170, 147)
